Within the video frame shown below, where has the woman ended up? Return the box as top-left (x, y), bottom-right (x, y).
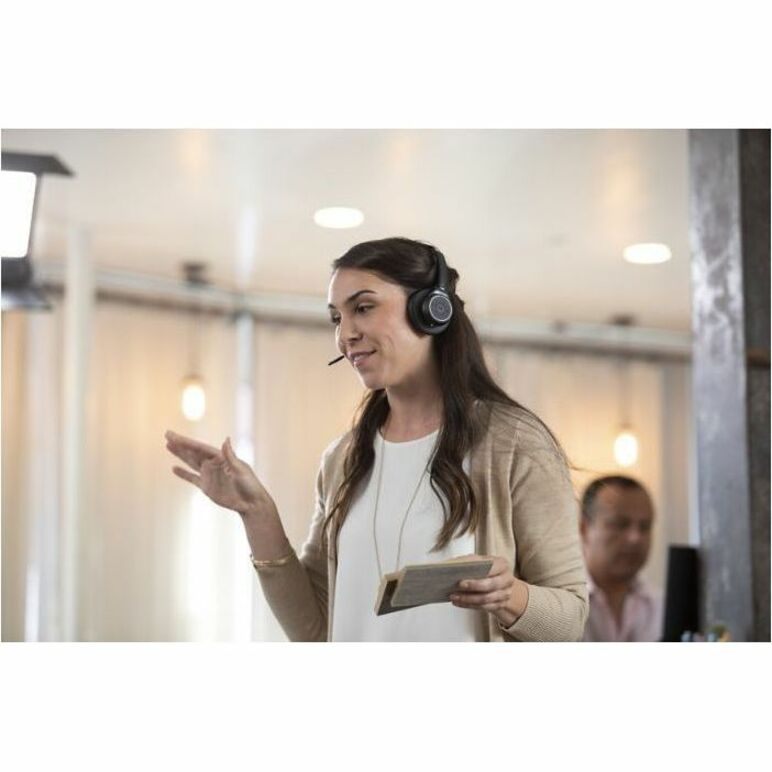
top-left (165, 237), bottom-right (588, 641)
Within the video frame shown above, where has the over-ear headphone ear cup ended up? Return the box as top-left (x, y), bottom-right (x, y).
top-left (407, 247), bottom-right (455, 335)
top-left (407, 287), bottom-right (452, 335)
top-left (407, 287), bottom-right (432, 333)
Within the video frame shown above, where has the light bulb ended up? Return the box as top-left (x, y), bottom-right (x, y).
top-left (181, 376), bottom-right (206, 421)
top-left (613, 428), bottom-right (639, 467)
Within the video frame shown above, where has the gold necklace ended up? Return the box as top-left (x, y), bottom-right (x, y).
top-left (372, 418), bottom-right (438, 579)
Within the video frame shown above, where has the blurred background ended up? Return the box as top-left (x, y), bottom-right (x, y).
top-left (1, 129), bottom-right (767, 641)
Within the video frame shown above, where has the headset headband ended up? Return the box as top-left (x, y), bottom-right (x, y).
top-left (434, 249), bottom-right (450, 293)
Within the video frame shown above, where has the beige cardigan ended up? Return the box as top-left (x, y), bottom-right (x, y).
top-left (255, 401), bottom-right (589, 642)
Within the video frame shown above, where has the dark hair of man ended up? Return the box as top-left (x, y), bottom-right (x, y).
top-left (580, 475), bottom-right (649, 522)
top-left (323, 236), bottom-right (578, 559)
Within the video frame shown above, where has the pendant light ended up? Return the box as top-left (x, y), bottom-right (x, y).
top-left (180, 262), bottom-right (209, 422)
top-left (611, 314), bottom-right (639, 467)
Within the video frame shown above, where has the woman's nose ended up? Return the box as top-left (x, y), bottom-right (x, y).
top-left (339, 317), bottom-right (361, 343)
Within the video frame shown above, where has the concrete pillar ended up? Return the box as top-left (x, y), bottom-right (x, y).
top-left (689, 129), bottom-right (770, 641)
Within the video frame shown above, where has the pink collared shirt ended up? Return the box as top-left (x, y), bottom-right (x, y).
top-left (582, 574), bottom-right (663, 642)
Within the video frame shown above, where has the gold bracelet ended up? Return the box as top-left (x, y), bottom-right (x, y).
top-left (250, 550), bottom-right (295, 569)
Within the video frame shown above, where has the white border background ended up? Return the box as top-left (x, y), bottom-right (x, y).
top-left (1, 1), bottom-right (770, 769)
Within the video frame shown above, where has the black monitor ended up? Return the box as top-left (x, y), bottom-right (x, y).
top-left (661, 545), bottom-right (700, 641)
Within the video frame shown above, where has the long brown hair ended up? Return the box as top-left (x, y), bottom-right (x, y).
top-left (323, 237), bottom-right (573, 558)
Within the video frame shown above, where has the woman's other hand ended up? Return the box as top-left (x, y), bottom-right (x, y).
top-left (449, 555), bottom-right (529, 628)
top-left (165, 430), bottom-right (272, 515)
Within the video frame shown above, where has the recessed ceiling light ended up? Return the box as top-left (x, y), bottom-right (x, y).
top-left (313, 207), bottom-right (364, 229)
top-left (623, 242), bottom-right (672, 265)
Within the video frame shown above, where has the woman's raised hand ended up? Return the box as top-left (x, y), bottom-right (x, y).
top-left (164, 430), bottom-right (272, 515)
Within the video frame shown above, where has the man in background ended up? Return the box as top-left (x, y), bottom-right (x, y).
top-left (579, 475), bottom-right (662, 642)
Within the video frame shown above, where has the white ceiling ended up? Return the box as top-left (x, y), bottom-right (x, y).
top-left (3, 129), bottom-right (692, 331)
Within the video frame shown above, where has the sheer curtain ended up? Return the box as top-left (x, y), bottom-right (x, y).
top-left (3, 310), bottom-right (32, 640)
top-left (2, 304), bottom-right (692, 641)
top-left (81, 301), bottom-right (243, 641)
top-left (3, 300), bottom-right (247, 641)
top-left (2, 307), bottom-right (64, 642)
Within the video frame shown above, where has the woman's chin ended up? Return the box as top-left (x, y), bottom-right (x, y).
top-left (360, 376), bottom-right (383, 389)
top-left (358, 371), bottom-right (385, 389)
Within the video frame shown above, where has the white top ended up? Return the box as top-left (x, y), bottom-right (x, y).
top-left (331, 427), bottom-right (484, 641)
